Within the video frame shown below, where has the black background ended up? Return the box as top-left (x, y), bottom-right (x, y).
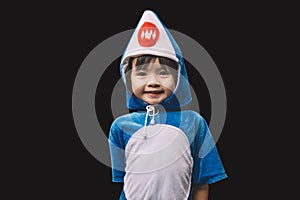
top-left (4, 1), bottom-right (297, 200)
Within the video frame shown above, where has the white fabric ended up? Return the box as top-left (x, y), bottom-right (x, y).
top-left (121, 10), bottom-right (178, 67)
top-left (124, 124), bottom-right (193, 200)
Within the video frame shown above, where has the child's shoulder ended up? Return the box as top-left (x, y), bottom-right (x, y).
top-left (110, 112), bottom-right (142, 127)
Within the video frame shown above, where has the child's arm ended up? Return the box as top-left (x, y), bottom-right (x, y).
top-left (193, 184), bottom-right (209, 200)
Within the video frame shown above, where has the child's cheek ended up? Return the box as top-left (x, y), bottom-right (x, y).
top-left (131, 82), bottom-right (144, 95)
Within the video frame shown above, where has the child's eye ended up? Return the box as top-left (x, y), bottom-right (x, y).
top-left (137, 72), bottom-right (147, 76)
top-left (159, 71), bottom-right (170, 76)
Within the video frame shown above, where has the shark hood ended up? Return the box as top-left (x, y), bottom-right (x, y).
top-left (120, 10), bottom-right (192, 110)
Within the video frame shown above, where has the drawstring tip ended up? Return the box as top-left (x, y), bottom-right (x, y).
top-left (150, 118), bottom-right (155, 125)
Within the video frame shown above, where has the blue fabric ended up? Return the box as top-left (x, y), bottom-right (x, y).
top-left (109, 110), bottom-right (227, 200)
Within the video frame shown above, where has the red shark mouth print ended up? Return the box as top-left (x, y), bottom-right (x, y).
top-left (138, 22), bottom-right (159, 47)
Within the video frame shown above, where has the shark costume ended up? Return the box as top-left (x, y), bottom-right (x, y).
top-left (109, 10), bottom-right (227, 200)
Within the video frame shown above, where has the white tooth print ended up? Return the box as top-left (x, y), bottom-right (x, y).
top-left (141, 30), bottom-right (145, 39)
top-left (140, 28), bottom-right (156, 40)
top-left (152, 31), bottom-right (156, 39)
top-left (145, 29), bottom-right (151, 39)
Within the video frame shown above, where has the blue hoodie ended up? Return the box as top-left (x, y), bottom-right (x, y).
top-left (109, 10), bottom-right (227, 200)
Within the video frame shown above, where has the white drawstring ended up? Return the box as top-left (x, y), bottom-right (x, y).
top-left (143, 105), bottom-right (159, 139)
top-left (150, 107), bottom-right (155, 125)
top-left (144, 105), bottom-right (152, 127)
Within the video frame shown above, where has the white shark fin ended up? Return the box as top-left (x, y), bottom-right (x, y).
top-left (121, 10), bottom-right (178, 69)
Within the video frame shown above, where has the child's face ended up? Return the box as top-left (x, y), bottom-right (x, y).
top-left (130, 57), bottom-right (176, 105)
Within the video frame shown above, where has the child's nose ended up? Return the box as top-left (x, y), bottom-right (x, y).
top-left (147, 75), bottom-right (160, 87)
top-left (147, 82), bottom-right (160, 87)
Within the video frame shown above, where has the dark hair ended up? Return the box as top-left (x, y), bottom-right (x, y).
top-left (124, 55), bottom-right (179, 93)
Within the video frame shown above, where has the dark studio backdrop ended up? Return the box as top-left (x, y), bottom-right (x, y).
top-left (6, 1), bottom-right (297, 200)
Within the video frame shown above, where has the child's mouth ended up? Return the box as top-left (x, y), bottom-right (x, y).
top-left (144, 90), bottom-right (164, 97)
top-left (144, 90), bottom-right (164, 94)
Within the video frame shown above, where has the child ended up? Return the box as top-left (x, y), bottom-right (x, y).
top-left (108, 10), bottom-right (227, 200)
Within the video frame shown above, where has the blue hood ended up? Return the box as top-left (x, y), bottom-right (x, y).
top-left (120, 10), bottom-right (192, 110)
